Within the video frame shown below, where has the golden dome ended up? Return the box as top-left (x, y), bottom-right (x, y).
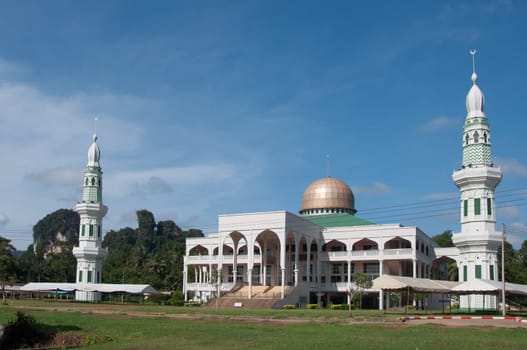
top-left (300, 177), bottom-right (356, 215)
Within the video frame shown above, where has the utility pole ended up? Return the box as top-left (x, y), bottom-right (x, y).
top-left (501, 223), bottom-right (506, 316)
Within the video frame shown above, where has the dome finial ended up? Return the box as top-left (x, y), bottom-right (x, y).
top-left (326, 153), bottom-right (330, 177)
top-left (470, 49), bottom-right (477, 83)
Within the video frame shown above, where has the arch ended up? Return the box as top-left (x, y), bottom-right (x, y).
top-left (384, 236), bottom-right (412, 249)
top-left (189, 244), bottom-right (208, 256)
top-left (483, 132), bottom-right (488, 143)
top-left (91, 177), bottom-right (96, 186)
top-left (353, 238), bottom-right (378, 251)
top-left (85, 177), bottom-right (89, 186)
top-left (322, 239), bottom-right (346, 252)
top-left (213, 244), bottom-right (233, 256)
top-left (465, 134), bottom-right (469, 145)
top-left (473, 131), bottom-right (479, 143)
top-left (431, 256), bottom-right (458, 281)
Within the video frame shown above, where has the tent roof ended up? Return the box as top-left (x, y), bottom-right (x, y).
top-left (372, 275), bottom-right (459, 292)
top-left (20, 283), bottom-right (157, 294)
top-left (452, 279), bottom-right (527, 295)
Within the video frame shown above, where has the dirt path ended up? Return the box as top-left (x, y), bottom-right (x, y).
top-left (9, 304), bottom-right (527, 329)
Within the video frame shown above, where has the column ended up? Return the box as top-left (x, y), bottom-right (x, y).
top-left (294, 238), bottom-right (299, 286)
top-left (183, 267), bottom-right (188, 301)
top-left (248, 268), bottom-right (253, 299)
top-left (306, 243), bottom-right (311, 283)
top-left (412, 260), bottom-right (417, 278)
top-left (379, 290), bottom-right (384, 310)
top-left (263, 241), bottom-right (268, 286)
top-left (280, 267), bottom-right (286, 299)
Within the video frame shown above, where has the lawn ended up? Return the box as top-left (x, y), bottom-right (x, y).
top-left (1, 303), bottom-right (526, 350)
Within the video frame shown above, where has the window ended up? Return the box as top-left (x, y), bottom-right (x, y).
top-left (91, 177), bottom-right (95, 186)
top-left (89, 225), bottom-right (94, 237)
top-left (490, 265), bottom-right (495, 280)
top-left (484, 132), bottom-right (488, 143)
top-left (487, 198), bottom-right (492, 215)
top-left (475, 265), bottom-right (482, 279)
top-left (474, 198), bottom-right (481, 215)
top-left (98, 225), bottom-right (101, 238)
top-left (81, 225), bottom-right (85, 236)
top-left (464, 200), bottom-right (468, 217)
top-left (87, 271), bottom-right (92, 283)
top-left (463, 266), bottom-right (468, 282)
top-left (97, 271), bottom-right (100, 283)
top-left (474, 131), bottom-right (479, 143)
top-left (465, 134), bottom-right (469, 145)
top-left (78, 271), bottom-right (83, 282)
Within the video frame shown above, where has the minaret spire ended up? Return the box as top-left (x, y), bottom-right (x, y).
top-left (452, 51), bottom-right (503, 310)
top-left (72, 132), bottom-right (108, 302)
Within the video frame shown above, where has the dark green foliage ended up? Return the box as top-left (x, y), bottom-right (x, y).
top-left (146, 293), bottom-right (171, 305)
top-left (0, 312), bottom-right (48, 349)
top-left (498, 241), bottom-right (527, 284)
top-left (432, 230), bottom-right (454, 247)
top-left (0, 237), bottom-right (16, 303)
top-left (102, 210), bottom-right (204, 291)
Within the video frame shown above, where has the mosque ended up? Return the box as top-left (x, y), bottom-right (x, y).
top-left (183, 55), bottom-right (508, 310)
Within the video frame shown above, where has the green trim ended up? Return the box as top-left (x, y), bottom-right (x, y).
top-left (475, 265), bottom-right (482, 279)
top-left (487, 198), bottom-right (492, 215)
top-left (474, 198), bottom-right (481, 215)
top-left (490, 265), bottom-right (495, 280)
top-left (463, 200), bottom-right (468, 217)
top-left (463, 266), bottom-right (468, 282)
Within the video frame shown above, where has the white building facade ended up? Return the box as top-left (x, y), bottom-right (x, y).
top-left (183, 56), bottom-right (507, 310)
top-left (184, 177), bottom-right (443, 309)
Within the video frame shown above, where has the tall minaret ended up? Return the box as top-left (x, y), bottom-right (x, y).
top-left (452, 51), bottom-right (503, 309)
top-left (72, 133), bottom-right (108, 302)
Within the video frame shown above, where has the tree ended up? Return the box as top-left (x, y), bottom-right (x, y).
top-left (432, 230), bottom-right (454, 247)
top-left (347, 273), bottom-right (372, 317)
top-left (0, 237), bottom-right (16, 303)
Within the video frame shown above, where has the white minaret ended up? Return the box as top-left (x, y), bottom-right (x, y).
top-left (452, 50), bottom-right (503, 310)
top-left (72, 133), bottom-right (108, 302)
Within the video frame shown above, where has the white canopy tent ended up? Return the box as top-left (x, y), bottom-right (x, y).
top-left (452, 279), bottom-right (527, 295)
top-left (372, 275), bottom-right (459, 293)
top-left (21, 283), bottom-right (157, 295)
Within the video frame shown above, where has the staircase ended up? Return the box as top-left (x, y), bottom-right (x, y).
top-left (204, 285), bottom-right (296, 309)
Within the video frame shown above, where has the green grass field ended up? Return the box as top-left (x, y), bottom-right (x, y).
top-left (1, 302), bottom-right (526, 350)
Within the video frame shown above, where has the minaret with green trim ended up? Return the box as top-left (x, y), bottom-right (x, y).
top-left (72, 133), bottom-right (108, 302)
top-left (452, 51), bottom-right (503, 309)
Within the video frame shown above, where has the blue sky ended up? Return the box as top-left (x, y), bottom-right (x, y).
top-left (1, 0), bottom-right (526, 250)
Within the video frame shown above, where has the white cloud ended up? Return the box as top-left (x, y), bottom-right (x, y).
top-left (417, 116), bottom-right (459, 132)
top-left (0, 212), bottom-right (9, 226)
top-left (494, 157), bottom-right (527, 176)
top-left (24, 168), bottom-right (81, 186)
top-left (423, 192), bottom-right (458, 200)
top-left (506, 222), bottom-right (527, 246)
top-left (352, 182), bottom-right (391, 195)
top-left (498, 205), bottom-right (521, 220)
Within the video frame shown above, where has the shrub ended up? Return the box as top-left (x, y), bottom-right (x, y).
top-left (306, 304), bottom-right (318, 309)
top-left (184, 301), bottom-right (201, 307)
top-left (169, 290), bottom-right (185, 306)
top-left (282, 304), bottom-right (296, 309)
top-left (0, 312), bottom-right (47, 349)
top-left (330, 304), bottom-right (348, 310)
top-left (147, 293), bottom-right (171, 305)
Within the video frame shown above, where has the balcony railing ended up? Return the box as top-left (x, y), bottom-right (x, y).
top-left (383, 248), bottom-right (413, 258)
top-left (185, 254), bottom-right (262, 265)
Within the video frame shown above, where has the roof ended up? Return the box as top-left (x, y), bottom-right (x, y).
top-left (452, 279), bottom-right (527, 295)
top-left (20, 283), bottom-right (157, 294)
top-left (372, 275), bottom-right (459, 293)
top-left (303, 213), bottom-right (374, 227)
